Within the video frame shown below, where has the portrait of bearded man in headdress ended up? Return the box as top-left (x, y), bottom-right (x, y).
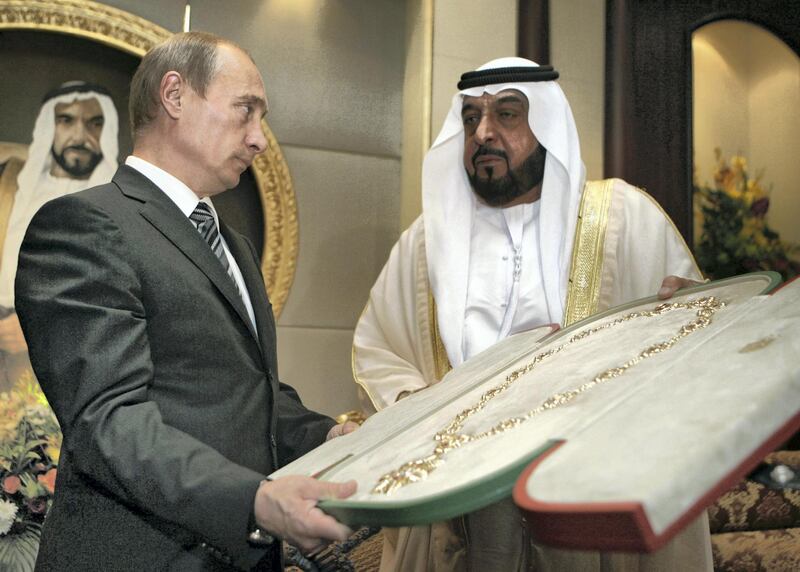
top-left (0, 81), bottom-right (119, 390)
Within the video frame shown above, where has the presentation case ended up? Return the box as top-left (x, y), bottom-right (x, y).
top-left (270, 272), bottom-right (800, 552)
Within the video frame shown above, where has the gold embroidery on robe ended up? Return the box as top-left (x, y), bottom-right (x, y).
top-left (428, 290), bottom-right (452, 381)
top-left (564, 179), bottom-right (615, 326)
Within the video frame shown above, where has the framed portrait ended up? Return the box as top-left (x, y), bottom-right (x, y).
top-left (0, 0), bottom-right (299, 392)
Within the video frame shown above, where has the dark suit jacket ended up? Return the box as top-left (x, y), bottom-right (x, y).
top-left (15, 165), bottom-right (335, 571)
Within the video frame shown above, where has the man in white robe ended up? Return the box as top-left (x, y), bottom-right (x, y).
top-left (0, 82), bottom-right (118, 389)
top-left (352, 58), bottom-right (712, 571)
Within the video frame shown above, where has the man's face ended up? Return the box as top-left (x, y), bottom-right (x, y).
top-left (461, 89), bottom-right (546, 207)
top-left (178, 44), bottom-right (268, 197)
top-left (50, 97), bottom-right (104, 180)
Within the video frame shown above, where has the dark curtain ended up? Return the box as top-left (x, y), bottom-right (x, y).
top-left (518, 0), bottom-right (550, 65)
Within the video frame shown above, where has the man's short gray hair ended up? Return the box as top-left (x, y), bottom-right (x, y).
top-left (129, 31), bottom-right (226, 136)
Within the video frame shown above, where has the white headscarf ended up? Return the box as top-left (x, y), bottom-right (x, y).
top-left (423, 57), bottom-right (586, 366)
top-left (0, 87), bottom-right (119, 307)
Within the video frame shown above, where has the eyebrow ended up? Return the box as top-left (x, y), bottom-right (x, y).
top-left (56, 113), bottom-right (105, 125)
top-left (496, 95), bottom-right (525, 105)
top-left (461, 94), bottom-right (526, 115)
top-left (237, 95), bottom-right (269, 117)
top-left (461, 102), bottom-right (479, 116)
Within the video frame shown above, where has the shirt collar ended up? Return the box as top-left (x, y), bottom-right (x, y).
top-left (125, 155), bottom-right (218, 221)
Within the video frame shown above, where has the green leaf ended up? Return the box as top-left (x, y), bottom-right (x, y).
top-left (17, 475), bottom-right (45, 499)
top-left (0, 525), bottom-right (40, 572)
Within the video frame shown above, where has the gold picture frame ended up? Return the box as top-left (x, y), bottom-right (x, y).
top-left (0, 0), bottom-right (299, 316)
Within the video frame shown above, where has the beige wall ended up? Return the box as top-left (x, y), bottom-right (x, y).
top-left (550, 0), bottom-right (605, 181)
top-left (693, 25), bottom-right (752, 185)
top-left (747, 29), bottom-right (800, 245)
top-left (693, 21), bottom-right (800, 243)
top-left (400, 0), bottom-right (434, 231)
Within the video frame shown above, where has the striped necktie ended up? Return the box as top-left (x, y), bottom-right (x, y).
top-left (189, 202), bottom-right (241, 295)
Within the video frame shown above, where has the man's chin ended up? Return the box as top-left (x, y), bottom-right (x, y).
top-left (475, 165), bottom-right (507, 179)
top-left (52, 148), bottom-right (103, 178)
top-left (60, 163), bottom-right (95, 179)
top-left (66, 160), bottom-right (92, 172)
top-left (468, 176), bottom-right (523, 207)
top-left (223, 173), bottom-right (242, 191)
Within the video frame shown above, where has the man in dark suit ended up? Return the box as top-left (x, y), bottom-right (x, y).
top-left (15, 32), bottom-right (356, 571)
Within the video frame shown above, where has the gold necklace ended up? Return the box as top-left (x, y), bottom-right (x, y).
top-left (373, 296), bottom-right (724, 495)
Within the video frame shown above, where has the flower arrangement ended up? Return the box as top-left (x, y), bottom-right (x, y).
top-left (0, 372), bottom-right (60, 570)
top-left (694, 149), bottom-right (800, 281)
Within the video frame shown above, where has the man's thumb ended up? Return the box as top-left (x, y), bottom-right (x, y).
top-left (317, 479), bottom-right (357, 500)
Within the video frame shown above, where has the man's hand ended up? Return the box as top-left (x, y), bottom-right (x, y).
top-left (253, 476), bottom-right (356, 553)
top-left (326, 421), bottom-right (359, 441)
top-left (0, 313), bottom-right (28, 354)
top-left (657, 275), bottom-right (704, 300)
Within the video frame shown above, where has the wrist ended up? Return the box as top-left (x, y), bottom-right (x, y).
top-left (249, 479), bottom-right (276, 547)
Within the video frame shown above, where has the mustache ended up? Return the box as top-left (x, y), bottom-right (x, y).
top-left (472, 146), bottom-right (508, 165)
top-left (62, 144), bottom-right (96, 153)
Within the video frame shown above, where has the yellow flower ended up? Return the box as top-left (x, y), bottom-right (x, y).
top-left (731, 155), bottom-right (747, 174)
top-left (725, 184), bottom-right (743, 201)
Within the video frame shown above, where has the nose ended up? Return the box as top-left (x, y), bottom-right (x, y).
top-left (69, 120), bottom-right (88, 144)
top-left (474, 115), bottom-right (496, 145)
top-left (247, 120), bottom-right (267, 155)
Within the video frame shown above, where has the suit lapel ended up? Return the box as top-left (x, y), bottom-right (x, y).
top-left (112, 166), bottom-right (260, 345)
top-left (220, 221), bottom-right (276, 360)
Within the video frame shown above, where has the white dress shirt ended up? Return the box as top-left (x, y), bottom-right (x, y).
top-left (463, 200), bottom-right (550, 360)
top-left (125, 156), bottom-right (257, 332)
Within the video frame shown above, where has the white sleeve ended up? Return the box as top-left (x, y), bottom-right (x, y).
top-left (352, 217), bottom-right (437, 413)
top-left (608, 183), bottom-right (703, 306)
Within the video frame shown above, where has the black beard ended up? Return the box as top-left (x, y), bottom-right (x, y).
top-left (51, 145), bottom-right (103, 178)
top-left (467, 144), bottom-right (547, 207)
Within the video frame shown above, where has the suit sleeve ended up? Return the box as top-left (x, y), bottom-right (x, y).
top-left (273, 383), bottom-right (335, 466)
top-left (15, 195), bottom-right (265, 567)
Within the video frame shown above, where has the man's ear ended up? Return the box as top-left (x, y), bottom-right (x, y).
top-left (160, 71), bottom-right (184, 120)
